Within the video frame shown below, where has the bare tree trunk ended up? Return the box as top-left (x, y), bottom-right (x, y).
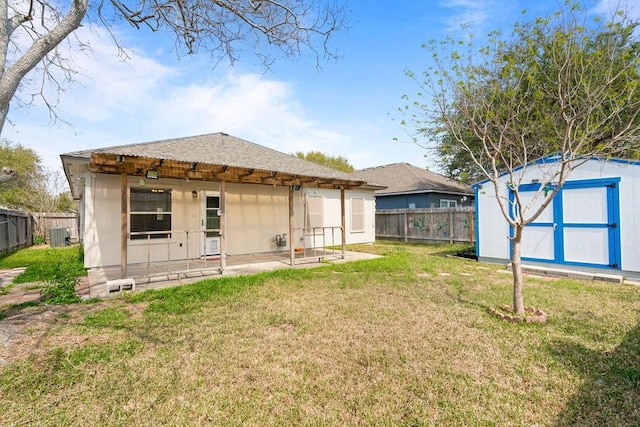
top-left (511, 224), bottom-right (525, 315)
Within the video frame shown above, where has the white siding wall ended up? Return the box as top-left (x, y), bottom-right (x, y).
top-left (477, 159), bottom-right (640, 273)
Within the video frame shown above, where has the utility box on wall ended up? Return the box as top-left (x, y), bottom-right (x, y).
top-left (49, 227), bottom-right (70, 247)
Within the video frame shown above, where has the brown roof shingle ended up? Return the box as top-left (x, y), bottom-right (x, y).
top-left (62, 132), bottom-right (363, 183)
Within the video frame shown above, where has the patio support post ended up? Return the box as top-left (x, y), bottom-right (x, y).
top-left (120, 173), bottom-right (128, 279)
top-left (340, 187), bottom-right (346, 259)
top-left (220, 180), bottom-right (226, 272)
top-left (289, 185), bottom-right (295, 266)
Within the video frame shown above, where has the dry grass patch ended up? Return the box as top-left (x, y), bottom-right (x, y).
top-left (1, 242), bottom-right (639, 425)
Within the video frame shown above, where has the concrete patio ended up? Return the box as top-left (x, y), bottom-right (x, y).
top-left (88, 249), bottom-right (381, 298)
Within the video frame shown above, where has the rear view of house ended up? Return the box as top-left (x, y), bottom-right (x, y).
top-left (61, 133), bottom-right (382, 282)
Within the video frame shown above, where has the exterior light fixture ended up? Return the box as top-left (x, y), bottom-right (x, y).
top-left (192, 190), bottom-right (198, 199)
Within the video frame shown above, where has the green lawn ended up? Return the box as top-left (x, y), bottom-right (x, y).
top-left (1, 242), bottom-right (638, 426)
top-left (0, 244), bottom-right (86, 283)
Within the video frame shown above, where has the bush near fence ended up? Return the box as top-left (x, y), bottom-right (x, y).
top-left (375, 207), bottom-right (475, 245)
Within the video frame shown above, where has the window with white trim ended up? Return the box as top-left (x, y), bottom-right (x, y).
top-left (439, 199), bottom-right (457, 208)
top-left (351, 198), bottom-right (365, 232)
top-left (306, 195), bottom-right (324, 232)
top-left (130, 188), bottom-right (172, 240)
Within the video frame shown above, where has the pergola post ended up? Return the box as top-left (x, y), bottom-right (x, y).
top-left (341, 187), bottom-right (346, 259)
top-left (220, 180), bottom-right (226, 272)
top-left (120, 173), bottom-right (128, 279)
top-left (289, 186), bottom-right (295, 266)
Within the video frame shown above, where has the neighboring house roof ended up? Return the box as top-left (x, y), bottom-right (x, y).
top-left (61, 133), bottom-right (383, 198)
top-left (353, 163), bottom-right (473, 196)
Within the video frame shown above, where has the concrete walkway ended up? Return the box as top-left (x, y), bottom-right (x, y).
top-left (89, 250), bottom-right (381, 298)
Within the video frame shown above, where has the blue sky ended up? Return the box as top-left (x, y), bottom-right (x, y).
top-left (3, 0), bottom-right (638, 176)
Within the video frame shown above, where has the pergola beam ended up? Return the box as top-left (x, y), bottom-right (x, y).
top-left (89, 153), bottom-right (367, 190)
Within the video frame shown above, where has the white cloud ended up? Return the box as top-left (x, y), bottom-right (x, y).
top-left (437, 0), bottom-right (515, 34)
top-left (594, 0), bottom-right (640, 20)
top-left (4, 25), bottom-right (358, 173)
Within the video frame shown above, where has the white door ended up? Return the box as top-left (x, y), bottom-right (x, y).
top-left (201, 192), bottom-right (221, 256)
top-left (519, 187), bottom-right (556, 261)
top-left (561, 186), bottom-right (612, 266)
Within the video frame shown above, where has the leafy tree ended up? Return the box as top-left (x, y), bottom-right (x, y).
top-left (0, 139), bottom-right (41, 207)
top-left (0, 139), bottom-right (74, 214)
top-left (402, 3), bottom-right (640, 314)
top-left (0, 0), bottom-right (348, 135)
top-left (294, 150), bottom-right (355, 173)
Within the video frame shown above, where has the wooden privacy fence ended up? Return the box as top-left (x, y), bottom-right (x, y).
top-left (376, 207), bottom-right (475, 244)
top-left (32, 212), bottom-right (80, 242)
top-left (0, 208), bottom-right (32, 255)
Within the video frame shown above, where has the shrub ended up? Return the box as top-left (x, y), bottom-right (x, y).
top-left (40, 276), bottom-right (80, 305)
top-left (32, 235), bottom-right (46, 245)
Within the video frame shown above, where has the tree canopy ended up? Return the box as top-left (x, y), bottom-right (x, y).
top-left (402, 2), bottom-right (640, 314)
top-left (0, 139), bottom-right (74, 212)
top-left (294, 150), bottom-right (355, 173)
top-left (0, 0), bottom-right (348, 135)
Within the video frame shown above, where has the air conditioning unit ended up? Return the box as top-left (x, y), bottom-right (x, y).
top-left (205, 237), bottom-right (221, 256)
top-left (50, 227), bottom-right (70, 248)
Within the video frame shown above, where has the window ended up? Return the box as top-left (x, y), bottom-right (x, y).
top-left (306, 195), bottom-right (324, 232)
top-left (130, 188), bottom-right (172, 240)
top-left (440, 199), bottom-right (457, 208)
top-left (351, 198), bottom-right (365, 232)
top-left (205, 196), bottom-right (220, 237)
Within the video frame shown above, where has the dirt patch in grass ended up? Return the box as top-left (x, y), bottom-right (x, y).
top-left (0, 300), bottom-right (146, 364)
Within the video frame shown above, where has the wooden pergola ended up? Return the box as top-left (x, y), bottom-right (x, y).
top-left (88, 153), bottom-right (368, 279)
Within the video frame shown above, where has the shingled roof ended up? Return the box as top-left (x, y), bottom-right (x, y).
top-left (62, 133), bottom-right (375, 196)
top-left (353, 163), bottom-right (473, 196)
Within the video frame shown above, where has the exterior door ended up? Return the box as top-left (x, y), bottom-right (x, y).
top-left (201, 192), bottom-right (221, 256)
top-left (515, 178), bottom-right (621, 269)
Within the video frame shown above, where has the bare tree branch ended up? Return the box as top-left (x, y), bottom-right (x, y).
top-left (0, 0), bottom-right (348, 136)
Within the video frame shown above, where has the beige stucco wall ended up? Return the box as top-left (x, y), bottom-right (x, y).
top-left (292, 188), bottom-right (376, 249)
top-left (225, 183), bottom-right (290, 255)
top-left (82, 173), bottom-right (377, 268)
top-left (83, 174), bottom-right (221, 268)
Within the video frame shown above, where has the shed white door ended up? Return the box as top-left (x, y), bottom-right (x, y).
top-left (517, 178), bottom-right (621, 269)
top-left (562, 186), bottom-right (611, 265)
top-left (520, 188), bottom-right (556, 261)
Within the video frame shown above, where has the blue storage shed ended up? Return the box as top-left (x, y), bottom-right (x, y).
top-left (475, 157), bottom-right (640, 279)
